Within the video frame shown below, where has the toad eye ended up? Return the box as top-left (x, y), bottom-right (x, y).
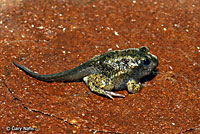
top-left (139, 46), bottom-right (149, 53)
top-left (142, 59), bottom-right (151, 66)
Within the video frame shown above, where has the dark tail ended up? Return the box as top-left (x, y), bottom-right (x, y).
top-left (13, 62), bottom-right (92, 82)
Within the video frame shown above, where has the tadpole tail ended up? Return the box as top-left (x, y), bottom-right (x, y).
top-left (13, 62), bottom-right (92, 82)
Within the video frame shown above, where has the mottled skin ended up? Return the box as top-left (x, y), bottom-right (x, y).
top-left (14, 46), bottom-right (158, 99)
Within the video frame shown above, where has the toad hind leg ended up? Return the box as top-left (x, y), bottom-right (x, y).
top-left (83, 74), bottom-right (125, 99)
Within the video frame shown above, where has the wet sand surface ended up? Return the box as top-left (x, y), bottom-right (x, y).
top-left (0, 0), bottom-right (199, 133)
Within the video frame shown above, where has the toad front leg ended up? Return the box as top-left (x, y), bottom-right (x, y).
top-left (126, 79), bottom-right (142, 93)
top-left (83, 74), bottom-right (125, 99)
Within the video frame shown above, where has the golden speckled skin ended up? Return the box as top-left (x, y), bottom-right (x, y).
top-left (13, 46), bottom-right (158, 99)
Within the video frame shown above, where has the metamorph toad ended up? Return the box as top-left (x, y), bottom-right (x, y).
top-left (14, 46), bottom-right (158, 99)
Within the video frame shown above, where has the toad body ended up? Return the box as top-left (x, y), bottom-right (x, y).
top-left (14, 46), bottom-right (158, 99)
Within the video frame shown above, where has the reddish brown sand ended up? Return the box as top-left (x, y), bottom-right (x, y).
top-left (0, 0), bottom-right (199, 133)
